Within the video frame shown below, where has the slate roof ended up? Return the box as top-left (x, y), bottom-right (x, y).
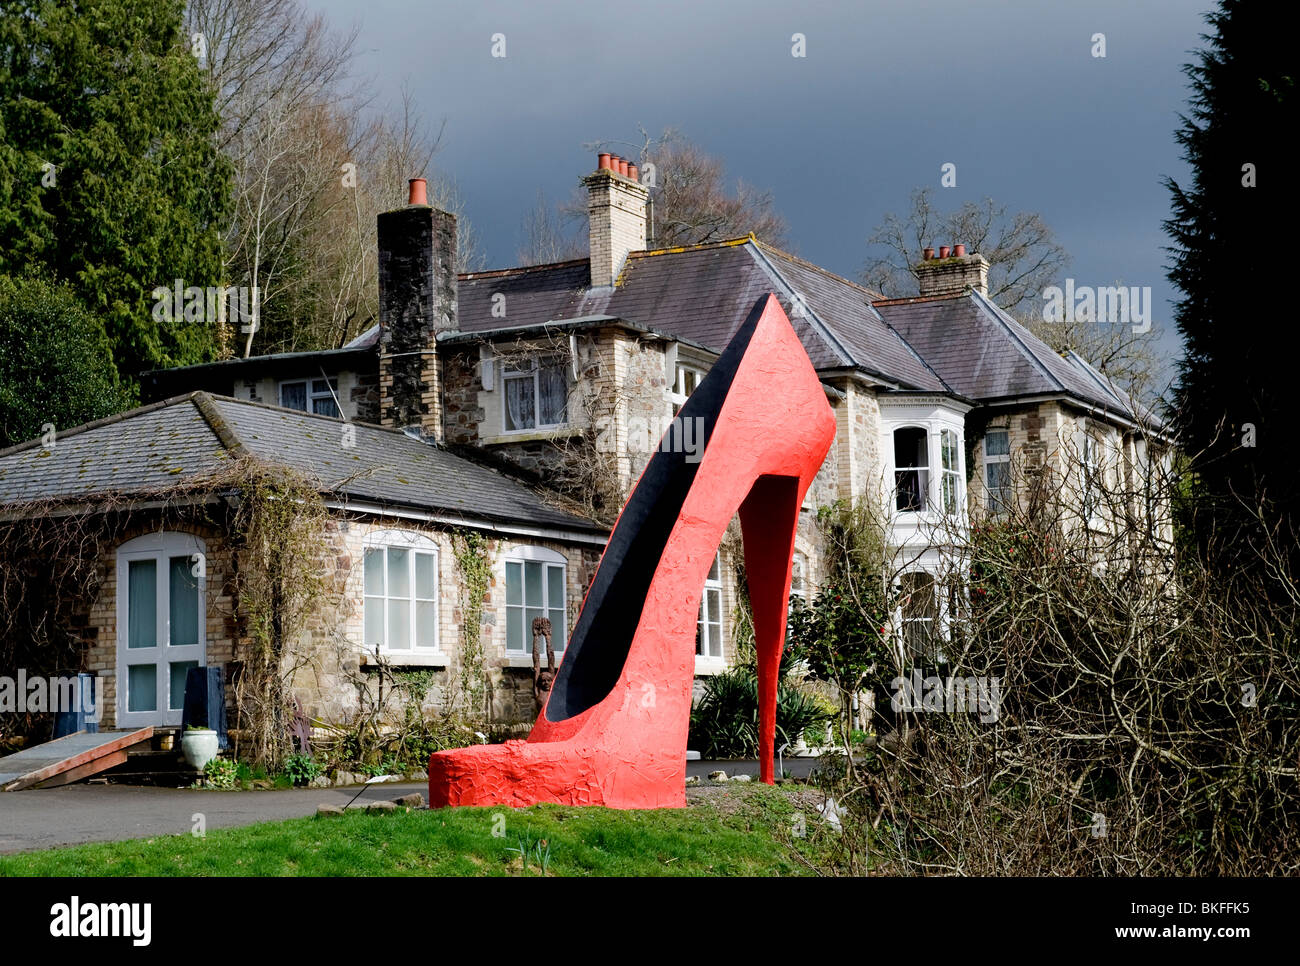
top-left (875, 289), bottom-right (1152, 424)
top-left (0, 393), bottom-right (604, 534)
top-left (142, 236), bottom-right (1153, 427)
top-left (448, 239), bottom-right (945, 391)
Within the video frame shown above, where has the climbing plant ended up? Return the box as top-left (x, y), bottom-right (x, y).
top-left (0, 457), bottom-right (333, 768)
top-left (451, 529), bottom-right (493, 725)
top-left (226, 462), bottom-right (333, 771)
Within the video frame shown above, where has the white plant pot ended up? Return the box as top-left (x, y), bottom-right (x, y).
top-left (181, 729), bottom-right (220, 769)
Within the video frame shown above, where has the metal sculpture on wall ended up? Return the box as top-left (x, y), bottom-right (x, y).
top-left (429, 294), bottom-right (836, 808)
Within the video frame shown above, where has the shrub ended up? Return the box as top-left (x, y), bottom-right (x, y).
top-left (203, 757), bottom-right (239, 790)
top-left (282, 753), bottom-right (322, 787)
top-left (689, 664), bottom-right (834, 759)
top-left (0, 276), bottom-right (130, 447)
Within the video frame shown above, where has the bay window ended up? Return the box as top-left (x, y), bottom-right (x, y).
top-left (1082, 432), bottom-right (1101, 522)
top-left (670, 364), bottom-right (705, 416)
top-left (940, 428), bottom-right (962, 514)
top-left (899, 570), bottom-right (938, 663)
top-left (894, 427), bottom-right (930, 512)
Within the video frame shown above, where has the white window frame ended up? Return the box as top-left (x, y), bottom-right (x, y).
top-left (669, 363), bottom-right (706, 415)
top-left (504, 546), bottom-right (568, 655)
top-left (1081, 431), bottom-right (1102, 525)
top-left (696, 553), bottom-right (724, 661)
top-left (115, 532), bottom-right (207, 728)
top-left (892, 425), bottom-right (932, 513)
top-left (501, 357), bottom-right (568, 433)
top-left (939, 428), bottom-right (963, 515)
top-left (898, 570), bottom-right (939, 665)
top-left (984, 429), bottom-right (1012, 514)
top-left (279, 377), bottom-right (340, 417)
top-left (362, 530), bottom-right (441, 655)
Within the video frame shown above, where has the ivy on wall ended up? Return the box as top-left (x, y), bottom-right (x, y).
top-left (451, 529), bottom-right (492, 726)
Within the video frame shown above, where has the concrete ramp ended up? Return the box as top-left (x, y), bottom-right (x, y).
top-left (0, 728), bottom-right (154, 791)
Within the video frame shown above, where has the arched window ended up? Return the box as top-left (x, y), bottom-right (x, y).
top-left (505, 546), bottom-right (568, 654)
top-left (116, 532), bottom-right (206, 727)
top-left (894, 426), bottom-right (930, 512)
top-left (363, 530), bottom-right (440, 653)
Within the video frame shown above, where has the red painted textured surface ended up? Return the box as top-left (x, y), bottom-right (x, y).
top-left (429, 294), bottom-right (836, 809)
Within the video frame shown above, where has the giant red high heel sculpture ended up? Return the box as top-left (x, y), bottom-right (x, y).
top-left (429, 294), bottom-right (836, 808)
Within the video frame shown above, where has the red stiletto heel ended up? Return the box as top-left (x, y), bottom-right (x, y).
top-left (429, 293), bottom-right (836, 808)
top-left (739, 474), bottom-right (802, 786)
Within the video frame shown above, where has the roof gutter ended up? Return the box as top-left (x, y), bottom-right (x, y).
top-left (976, 393), bottom-right (1174, 442)
top-left (324, 498), bottom-right (611, 547)
top-left (437, 316), bottom-right (717, 355)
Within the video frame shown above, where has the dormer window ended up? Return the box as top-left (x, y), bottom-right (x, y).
top-left (503, 358), bottom-right (567, 432)
top-left (280, 378), bottom-right (340, 418)
top-left (894, 427), bottom-right (930, 512)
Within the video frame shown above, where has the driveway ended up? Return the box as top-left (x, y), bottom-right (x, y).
top-left (0, 758), bottom-right (824, 854)
top-left (0, 781), bottom-right (428, 855)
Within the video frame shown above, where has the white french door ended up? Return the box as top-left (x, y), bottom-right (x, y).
top-left (116, 533), bottom-right (207, 728)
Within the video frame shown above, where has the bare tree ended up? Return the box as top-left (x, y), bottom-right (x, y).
top-left (186, 0), bottom-right (482, 355)
top-left (564, 127), bottom-right (791, 252)
top-left (864, 186), bottom-right (1159, 395)
top-left (516, 188), bottom-right (584, 267)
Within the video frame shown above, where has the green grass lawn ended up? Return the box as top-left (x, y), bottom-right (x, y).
top-left (0, 785), bottom-right (839, 876)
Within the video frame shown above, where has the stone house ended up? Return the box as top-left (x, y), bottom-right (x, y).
top-left (0, 393), bottom-right (606, 732)
top-left (1, 154), bottom-right (1170, 737)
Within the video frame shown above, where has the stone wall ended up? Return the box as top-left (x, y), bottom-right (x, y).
top-left (828, 376), bottom-right (881, 508)
top-left (80, 513), bottom-right (239, 731)
top-left (71, 505), bottom-right (602, 734)
top-left (969, 401), bottom-right (1071, 518)
top-left (377, 204), bottom-right (457, 438)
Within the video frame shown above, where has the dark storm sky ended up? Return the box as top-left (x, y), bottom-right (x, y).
top-left (306, 0), bottom-right (1215, 384)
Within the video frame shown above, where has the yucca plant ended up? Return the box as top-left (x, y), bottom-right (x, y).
top-left (688, 664), bottom-right (834, 759)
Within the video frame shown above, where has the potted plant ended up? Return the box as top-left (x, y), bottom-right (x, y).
top-left (181, 724), bottom-right (219, 769)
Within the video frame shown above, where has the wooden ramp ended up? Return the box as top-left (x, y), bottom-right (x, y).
top-left (0, 728), bottom-right (154, 791)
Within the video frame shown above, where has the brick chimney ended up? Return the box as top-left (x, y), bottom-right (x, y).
top-left (584, 153), bottom-right (648, 288)
top-left (378, 178), bottom-right (457, 440)
top-left (916, 243), bottom-right (989, 297)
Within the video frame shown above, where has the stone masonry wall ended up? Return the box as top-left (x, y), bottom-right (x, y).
top-left (72, 507), bottom-right (601, 734)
